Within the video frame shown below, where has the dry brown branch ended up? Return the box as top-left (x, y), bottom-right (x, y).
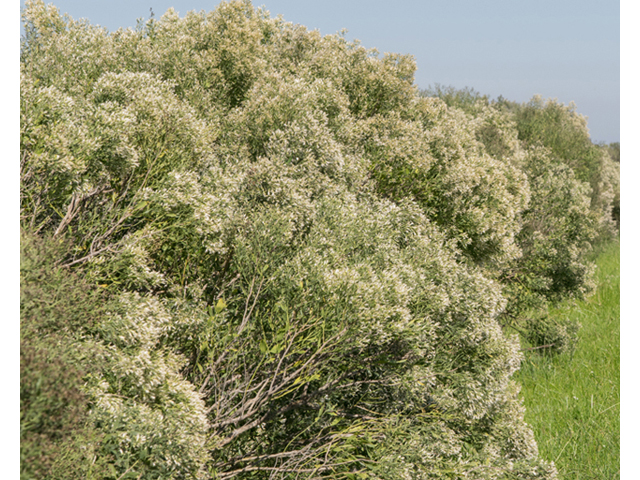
top-left (53, 186), bottom-right (111, 239)
top-left (522, 343), bottom-right (556, 352)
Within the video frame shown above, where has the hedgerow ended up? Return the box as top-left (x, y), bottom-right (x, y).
top-left (20, 1), bottom-right (616, 478)
top-left (424, 87), bottom-right (618, 346)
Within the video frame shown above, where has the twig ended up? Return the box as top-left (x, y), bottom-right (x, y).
top-left (522, 343), bottom-right (556, 352)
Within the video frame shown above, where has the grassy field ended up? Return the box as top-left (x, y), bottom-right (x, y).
top-left (515, 241), bottom-right (620, 479)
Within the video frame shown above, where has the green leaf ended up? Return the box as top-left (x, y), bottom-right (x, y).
top-left (215, 298), bottom-right (226, 314)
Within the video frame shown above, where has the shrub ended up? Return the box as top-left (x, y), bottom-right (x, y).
top-left (522, 315), bottom-right (581, 357)
top-left (23, 1), bottom-right (623, 478)
top-left (499, 146), bottom-right (598, 322)
top-left (355, 97), bottom-right (529, 271)
top-left (20, 229), bottom-right (211, 479)
top-left (500, 95), bottom-right (619, 238)
top-left (425, 87), bottom-right (614, 349)
top-left (20, 231), bottom-right (109, 479)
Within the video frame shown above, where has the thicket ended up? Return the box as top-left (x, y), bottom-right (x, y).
top-left (422, 88), bottom-right (619, 351)
top-left (20, 1), bottom-right (618, 478)
top-left (21, 233), bottom-right (109, 479)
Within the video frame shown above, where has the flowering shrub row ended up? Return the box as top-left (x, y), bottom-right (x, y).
top-left (20, 1), bottom-right (616, 478)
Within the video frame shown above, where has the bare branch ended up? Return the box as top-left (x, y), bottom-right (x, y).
top-left (53, 186), bottom-right (111, 239)
top-left (522, 343), bottom-right (556, 352)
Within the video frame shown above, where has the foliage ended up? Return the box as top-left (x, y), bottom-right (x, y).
top-left (500, 146), bottom-right (598, 321)
top-left (426, 86), bottom-right (617, 349)
top-left (19, 1), bottom-right (615, 478)
top-left (602, 142), bottom-right (620, 228)
top-left (419, 84), bottom-right (489, 115)
top-left (496, 95), bottom-right (619, 239)
top-left (359, 99), bottom-right (529, 270)
top-left (20, 230), bottom-right (210, 480)
top-left (604, 142), bottom-right (620, 163)
top-left (20, 232), bottom-right (110, 479)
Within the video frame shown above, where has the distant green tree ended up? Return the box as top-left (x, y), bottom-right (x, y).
top-left (420, 83), bottom-right (489, 114)
top-left (606, 141), bottom-right (620, 163)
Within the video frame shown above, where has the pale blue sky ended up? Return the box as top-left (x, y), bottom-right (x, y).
top-left (19, 0), bottom-right (620, 143)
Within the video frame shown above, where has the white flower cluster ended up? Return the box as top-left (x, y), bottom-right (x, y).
top-left (86, 292), bottom-right (210, 479)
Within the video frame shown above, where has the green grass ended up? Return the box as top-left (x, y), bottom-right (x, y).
top-left (515, 241), bottom-right (620, 479)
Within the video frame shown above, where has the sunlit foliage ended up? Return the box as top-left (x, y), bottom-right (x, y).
top-left (19, 1), bottom-right (615, 478)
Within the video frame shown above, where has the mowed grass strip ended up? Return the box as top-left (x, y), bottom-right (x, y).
top-left (516, 241), bottom-right (620, 479)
